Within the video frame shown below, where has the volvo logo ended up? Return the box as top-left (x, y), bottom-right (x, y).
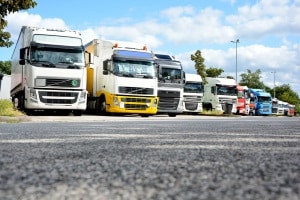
top-left (71, 80), bottom-right (78, 86)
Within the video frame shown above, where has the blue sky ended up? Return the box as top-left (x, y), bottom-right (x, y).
top-left (1, 0), bottom-right (300, 96)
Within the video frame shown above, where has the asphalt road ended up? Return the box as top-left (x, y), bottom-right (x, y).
top-left (0, 115), bottom-right (299, 200)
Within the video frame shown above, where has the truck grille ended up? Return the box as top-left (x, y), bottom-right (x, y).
top-left (263, 105), bottom-right (271, 112)
top-left (158, 97), bottom-right (180, 110)
top-left (158, 90), bottom-right (180, 98)
top-left (121, 97), bottom-right (152, 110)
top-left (38, 91), bottom-right (78, 104)
top-left (157, 90), bottom-right (180, 111)
top-left (46, 78), bottom-right (81, 87)
top-left (119, 87), bottom-right (154, 95)
top-left (184, 103), bottom-right (198, 110)
top-left (184, 96), bottom-right (202, 111)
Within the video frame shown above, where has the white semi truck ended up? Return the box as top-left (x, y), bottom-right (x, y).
top-left (183, 73), bottom-right (203, 113)
top-left (203, 77), bottom-right (237, 114)
top-left (154, 54), bottom-right (184, 117)
top-left (84, 39), bottom-right (158, 116)
top-left (10, 26), bottom-right (87, 115)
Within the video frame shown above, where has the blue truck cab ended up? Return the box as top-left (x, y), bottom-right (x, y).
top-left (249, 88), bottom-right (272, 115)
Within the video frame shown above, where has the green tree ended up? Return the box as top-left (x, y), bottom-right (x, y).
top-left (226, 75), bottom-right (234, 79)
top-left (0, 60), bottom-right (11, 74)
top-left (205, 67), bottom-right (224, 78)
top-left (191, 50), bottom-right (207, 83)
top-left (239, 69), bottom-right (265, 88)
top-left (0, 0), bottom-right (37, 47)
top-left (274, 84), bottom-right (300, 114)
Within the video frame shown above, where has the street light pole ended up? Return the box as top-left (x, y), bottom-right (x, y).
top-left (231, 39), bottom-right (239, 83)
top-left (271, 71), bottom-right (276, 98)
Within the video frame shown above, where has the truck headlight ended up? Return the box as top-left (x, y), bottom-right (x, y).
top-left (153, 99), bottom-right (158, 108)
top-left (78, 91), bottom-right (87, 103)
top-left (30, 89), bottom-right (38, 102)
top-left (113, 97), bottom-right (119, 106)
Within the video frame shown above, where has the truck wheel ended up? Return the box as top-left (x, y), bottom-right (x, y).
top-left (13, 97), bottom-right (19, 109)
top-left (168, 113), bottom-right (177, 117)
top-left (73, 110), bottom-right (83, 116)
top-left (99, 97), bottom-right (107, 115)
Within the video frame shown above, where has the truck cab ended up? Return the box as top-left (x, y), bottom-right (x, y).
top-left (183, 73), bottom-right (203, 113)
top-left (249, 89), bottom-right (272, 116)
top-left (154, 54), bottom-right (184, 117)
top-left (236, 85), bottom-right (250, 115)
top-left (203, 77), bottom-right (237, 114)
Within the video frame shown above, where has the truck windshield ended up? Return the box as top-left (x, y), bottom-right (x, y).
top-left (30, 47), bottom-right (85, 69)
top-left (113, 60), bottom-right (155, 78)
top-left (184, 82), bottom-right (203, 93)
top-left (216, 85), bottom-right (237, 96)
top-left (159, 67), bottom-right (182, 83)
top-left (258, 96), bottom-right (271, 103)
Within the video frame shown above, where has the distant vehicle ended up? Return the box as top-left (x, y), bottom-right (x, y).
top-left (236, 85), bottom-right (250, 115)
top-left (154, 54), bottom-right (185, 117)
top-left (84, 39), bottom-right (158, 116)
top-left (203, 77), bottom-right (237, 114)
top-left (272, 98), bottom-right (285, 115)
top-left (183, 73), bottom-right (204, 113)
top-left (272, 98), bottom-right (295, 116)
top-left (10, 26), bottom-right (87, 115)
top-left (249, 89), bottom-right (272, 116)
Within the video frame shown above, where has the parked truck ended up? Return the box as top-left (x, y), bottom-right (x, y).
top-left (154, 54), bottom-right (184, 117)
top-left (203, 77), bottom-right (237, 114)
top-left (84, 39), bottom-right (158, 116)
top-left (248, 88), bottom-right (272, 115)
top-left (236, 85), bottom-right (250, 115)
top-left (10, 26), bottom-right (87, 115)
top-left (183, 73), bottom-right (204, 113)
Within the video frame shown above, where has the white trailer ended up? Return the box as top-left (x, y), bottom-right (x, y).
top-left (203, 77), bottom-right (237, 114)
top-left (183, 73), bottom-right (203, 113)
top-left (0, 74), bottom-right (11, 99)
top-left (10, 26), bottom-right (87, 115)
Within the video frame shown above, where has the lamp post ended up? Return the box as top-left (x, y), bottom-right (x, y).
top-left (271, 71), bottom-right (276, 98)
top-left (231, 39), bottom-right (239, 83)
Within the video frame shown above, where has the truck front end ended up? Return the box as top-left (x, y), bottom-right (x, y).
top-left (101, 49), bottom-right (158, 116)
top-left (250, 89), bottom-right (272, 116)
top-left (155, 54), bottom-right (184, 117)
top-left (15, 28), bottom-right (87, 115)
top-left (183, 74), bottom-right (203, 113)
top-left (236, 85), bottom-right (249, 115)
top-left (216, 84), bottom-right (237, 114)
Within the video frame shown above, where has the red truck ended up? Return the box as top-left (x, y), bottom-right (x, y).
top-left (236, 85), bottom-right (250, 115)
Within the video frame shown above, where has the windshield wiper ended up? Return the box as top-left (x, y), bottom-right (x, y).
top-left (143, 75), bottom-right (153, 79)
top-left (122, 73), bottom-right (134, 77)
top-left (68, 64), bottom-right (81, 69)
top-left (36, 61), bottom-right (56, 68)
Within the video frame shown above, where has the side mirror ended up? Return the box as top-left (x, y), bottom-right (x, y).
top-left (20, 48), bottom-right (26, 60)
top-left (19, 47), bottom-right (27, 65)
top-left (19, 60), bottom-right (25, 65)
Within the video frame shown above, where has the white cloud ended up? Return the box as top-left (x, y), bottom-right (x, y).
top-left (227, 0), bottom-right (300, 38)
top-left (5, 12), bottom-right (68, 40)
